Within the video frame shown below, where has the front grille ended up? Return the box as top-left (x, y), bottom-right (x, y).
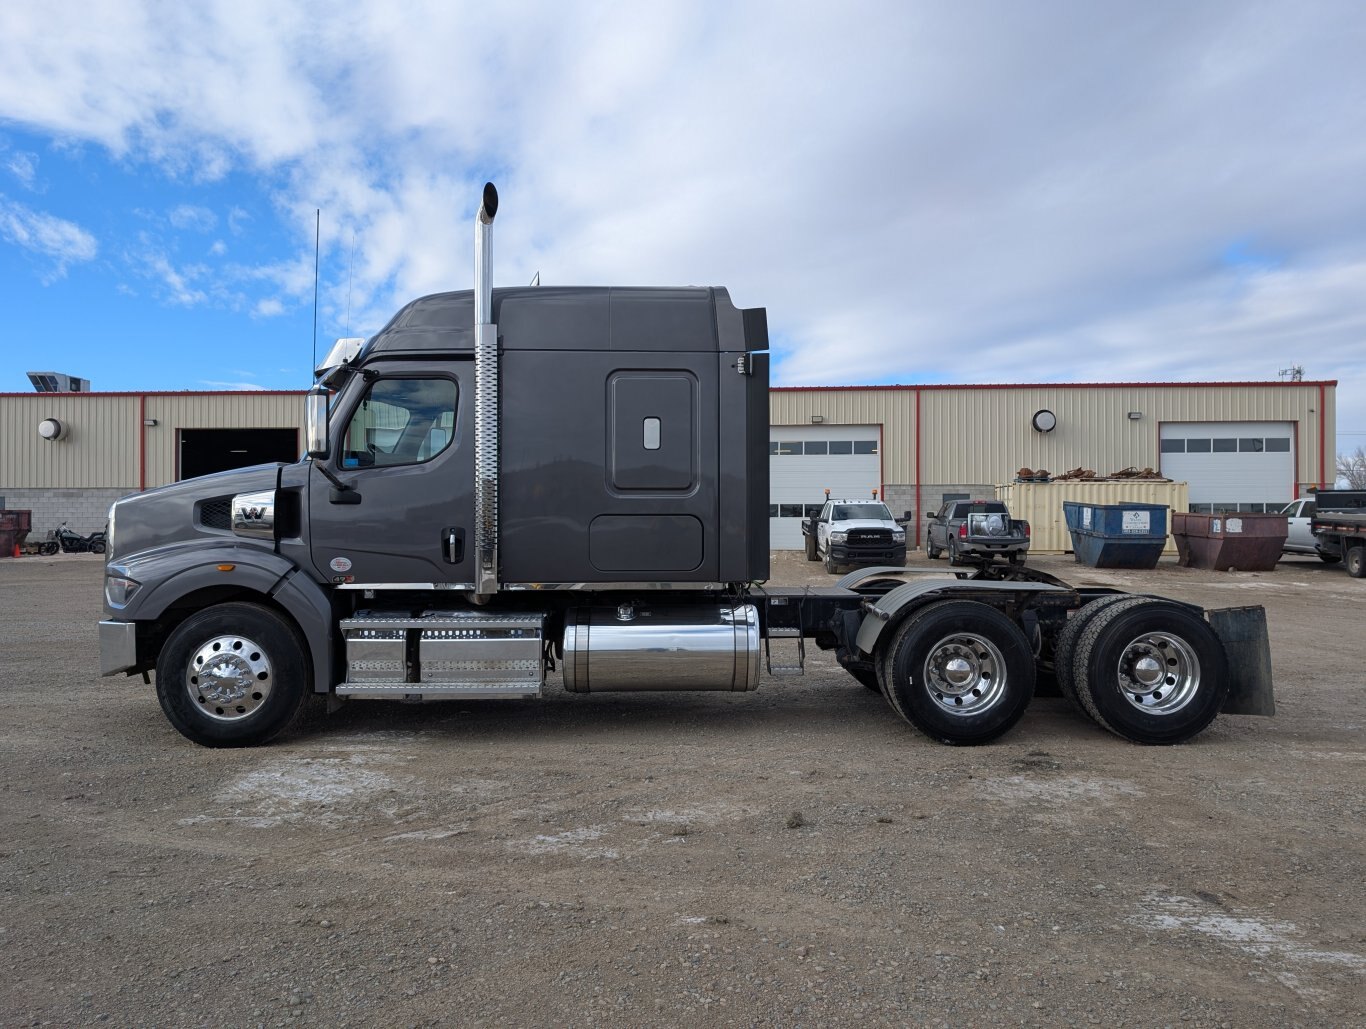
top-left (847, 529), bottom-right (892, 545)
top-left (199, 496), bottom-right (233, 530)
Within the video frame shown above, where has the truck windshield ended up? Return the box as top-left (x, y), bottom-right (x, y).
top-left (834, 504), bottom-right (891, 520)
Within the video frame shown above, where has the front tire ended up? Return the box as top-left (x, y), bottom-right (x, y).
top-left (926, 539), bottom-right (941, 560)
top-left (155, 602), bottom-right (311, 747)
top-left (824, 553), bottom-right (841, 575)
top-left (1071, 598), bottom-right (1228, 744)
top-left (879, 600), bottom-right (1035, 745)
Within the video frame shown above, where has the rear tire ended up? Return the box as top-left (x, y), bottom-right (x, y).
top-left (805, 533), bottom-right (818, 561)
top-left (948, 538), bottom-right (962, 566)
top-left (1071, 598), bottom-right (1228, 744)
top-left (155, 602), bottom-right (311, 748)
top-left (1051, 595), bottom-right (1134, 715)
top-left (1347, 545), bottom-right (1365, 578)
top-left (879, 600), bottom-right (1035, 745)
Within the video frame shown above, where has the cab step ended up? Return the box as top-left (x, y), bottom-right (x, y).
top-left (765, 626), bottom-right (806, 677)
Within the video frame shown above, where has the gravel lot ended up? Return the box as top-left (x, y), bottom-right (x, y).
top-left (3, 550), bottom-right (1364, 1027)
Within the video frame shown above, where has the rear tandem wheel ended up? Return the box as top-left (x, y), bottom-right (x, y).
top-left (878, 599), bottom-right (1035, 745)
top-left (1069, 597), bottom-right (1229, 744)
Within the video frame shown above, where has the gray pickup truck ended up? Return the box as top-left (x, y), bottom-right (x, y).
top-left (926, 500), bottom-right (1030, 565)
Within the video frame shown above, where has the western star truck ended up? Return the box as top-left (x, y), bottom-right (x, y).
top-left (98, 184), bottom-right (1275, 749)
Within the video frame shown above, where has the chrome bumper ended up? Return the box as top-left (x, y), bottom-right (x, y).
top-left (99, 620), bottom-right (138, 676)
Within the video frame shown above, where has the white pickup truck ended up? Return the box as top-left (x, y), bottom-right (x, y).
top-left (801, 499), bottom-right (907, 574)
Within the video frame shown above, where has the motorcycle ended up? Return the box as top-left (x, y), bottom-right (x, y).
top-left (42, 522), bottom-right (106, 555)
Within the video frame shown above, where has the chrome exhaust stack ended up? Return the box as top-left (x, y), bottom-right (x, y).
top-left (473, 182), bottom-right (500, 597)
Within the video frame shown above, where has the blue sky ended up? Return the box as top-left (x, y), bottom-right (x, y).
top-left (3, 1), bottom-right (1366, 451)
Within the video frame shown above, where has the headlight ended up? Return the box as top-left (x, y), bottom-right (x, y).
top-left (830, 531), bottom-right (847, 544)
top-left (105, 500), bottom-right (119, 560)
top-left (892, 530), bottom-right (906, 542)
top-left (105, 573), bottom-right (140, 608)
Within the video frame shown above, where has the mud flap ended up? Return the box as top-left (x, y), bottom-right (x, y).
top-left (1208, 606), bottom-right (1274, 716)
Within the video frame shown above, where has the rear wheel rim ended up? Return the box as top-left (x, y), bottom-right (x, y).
top-left (186, 634), bottom-right (273, 721)
top-left (1116, 631), bottom-right (1200, 714)
top-left (922, 632), bottom-right (1007, 716)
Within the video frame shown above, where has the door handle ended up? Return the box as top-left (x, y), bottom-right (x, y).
top-left (444, 527), bottom-right (465, 563)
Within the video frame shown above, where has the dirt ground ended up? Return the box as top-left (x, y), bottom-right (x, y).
top-left (2, 549), bottom-right (1363, 1027)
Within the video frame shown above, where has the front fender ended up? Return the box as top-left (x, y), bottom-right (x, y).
top-left (110, 542), bottom-right (336, 694)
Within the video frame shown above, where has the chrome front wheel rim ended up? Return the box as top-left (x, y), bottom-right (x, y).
top-left (1117, 631), bottom-right (1200, 715)
top-left (923, 633), bottom-right (1007, 716)
top-left (187, 634), bottom-right (273, 721)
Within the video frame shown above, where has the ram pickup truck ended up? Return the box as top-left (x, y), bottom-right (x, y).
top-left (926, 500), bottom-right (1030, 565)
top-left (802, 499), bottom-right (906, 573)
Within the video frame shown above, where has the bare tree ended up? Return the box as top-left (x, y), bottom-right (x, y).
top-left (1337, 446), bottom-right (1366, 489)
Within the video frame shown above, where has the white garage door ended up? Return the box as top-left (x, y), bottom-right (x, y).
top-left (1159, 421), bottom-right (1294, 512)
top-left (770, 425), bottom-right (882, 549)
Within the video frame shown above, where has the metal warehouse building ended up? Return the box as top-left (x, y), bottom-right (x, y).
top-left (0, 378), bottom-right (1335, 548)
top-left (769, 380), bottom-right (1334, 549)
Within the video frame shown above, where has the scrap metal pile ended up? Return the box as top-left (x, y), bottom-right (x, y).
top-left (1015, 466), bottom-right (1171, 482)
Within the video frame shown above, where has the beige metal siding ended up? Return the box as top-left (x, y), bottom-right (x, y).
top-left (772, 383), bottom-right (1330, 492)
top-left (0, 395), bottom-right (137, 487)
top-left (996, 480), bottom-right (1190, 555)
top-left (144, 393), bottom-right (305, 486)
top-left (769, 389), bottom-right (917, 483)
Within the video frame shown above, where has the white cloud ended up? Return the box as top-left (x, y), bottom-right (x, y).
top-left (0, 195), bottom-right (97, 279)
top-left (169, 204), bottom-right (217, 231)
top-left (198, 379), bottom-right (268, 390)
top-left (209, 239), bottom-right (227, 255)
top-left (5, 149), bottom-right (37, 189)
top-left (253, 297), bottom-right (285, 317)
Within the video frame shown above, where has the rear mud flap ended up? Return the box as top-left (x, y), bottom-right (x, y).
top-left (1209, 606), bottom-right (1274, 716)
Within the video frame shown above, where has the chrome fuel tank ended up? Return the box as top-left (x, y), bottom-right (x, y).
top-left (561, 604), bottom-right (760, 693)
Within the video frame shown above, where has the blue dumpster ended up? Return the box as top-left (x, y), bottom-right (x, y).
top-left (1062, 502), bottom-right (1168, 569)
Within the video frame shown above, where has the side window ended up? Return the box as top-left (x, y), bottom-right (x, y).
top-left (341, 377), bottom-right (458, 468)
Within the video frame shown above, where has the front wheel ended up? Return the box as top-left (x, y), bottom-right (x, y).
top-left (823, 553), bottom-right (841, 575)
top-left (90, 541), bottom-right (106, 554)
top-left (926, 539), bottom-right (941, 560)
top-left (155, 602), bottom-right (311, 747)
top-left (879, 600), bottom-right (1035, 745)
top-left (1347, 544), bottom-right (1365, 578)
top-left (1071, 598), bottom-right (1228, 744)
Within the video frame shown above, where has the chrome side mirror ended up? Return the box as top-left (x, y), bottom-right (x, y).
top-left (306, 386), bottom-right (329, 458)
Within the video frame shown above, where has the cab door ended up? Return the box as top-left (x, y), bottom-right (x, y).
top-left (307, 363), bottom-right (475, 585)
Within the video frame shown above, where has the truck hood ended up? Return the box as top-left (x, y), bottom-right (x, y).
top-left (832, 519), bottom-right (899, 531)
top-left (107, 463), bottom-right (285, 562)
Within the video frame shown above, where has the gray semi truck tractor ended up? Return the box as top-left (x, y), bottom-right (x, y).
top-left (98, 184), bottom-right (1274, 748)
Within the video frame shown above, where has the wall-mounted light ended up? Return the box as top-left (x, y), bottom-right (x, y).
top-left (1031, 409), bottom-right (1057, 433)
top-left (143, 418), bottom-right (159, 427)
top-left (811, 414), bottom-right (825, 423)
top-left (38, 418), bottom-right (67, 441)
top-left (1127, 411), bottom-right (1143, 421)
